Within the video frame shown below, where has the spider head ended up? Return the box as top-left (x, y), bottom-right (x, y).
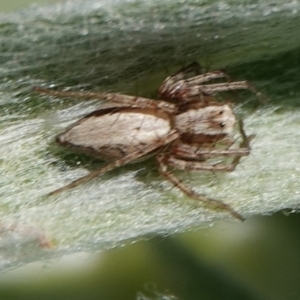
top-left (175, 104), bottom-right (236, 136)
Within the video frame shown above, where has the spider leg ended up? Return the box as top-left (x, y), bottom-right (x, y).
top-left (165, 155), bottom-right (242, 172)
top-left (194, 81), bottom-right (266, 103)
top-left (156, 120), bottom-right (251, 221)
top-left (158, 70), bottom-right (227, 101)
top-left (34, 87), bottom-right (107, 100)
top-left (174, 144), bottom-right (250, 159)
top-left (34, 87), bottom-right (176, 113)
top-left (184, 71), bottom-right (227, 85)
top-left (159, 62), bottom-right (264, 103)
top-left (157, 154), bottom-right (244, 221)
top-left (175, 120), bottom-right (254, 159)
top-left (165, 63), bottom-right (225, 84)
top-left (180, 81), bottom-right (255, 98)
top-left (200, 81), bottom-right (257, 95)
top-left (47, 130), bottom-right (179, 196)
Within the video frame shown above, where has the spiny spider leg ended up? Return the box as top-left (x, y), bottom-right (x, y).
top-left (157, 154), bottom-right (244, 221)
top-left (159, 63), bottom-right (264, 103)
top-left (156, 120), bottom-right (252, 221)
top-left (34, 87), bottom-right (110, 101)
top-left (47, 130), bottom-right (179, 196)
top-left (164, 155), bottom-right (242, 172)
top-left (174, 145), bottom-right (250, 159)
top-left (34, 87), bottom-right (176, 113)
top-left (185, 71), bottom-right (227, 85)
top-left (189, 81), bottom-right (253, 96)
top-left (201, 81), bottom-right (266, 103)
top-left (158, 71), bottom-right (227, 100)
top-left (174, 120), bottom-right (253, 159)
top-left (167, 62), bottom-right (224, 82)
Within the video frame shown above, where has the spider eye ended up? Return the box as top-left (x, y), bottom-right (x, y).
top-left (219, 110), bottom-right (224, 115)
top-left (220, 123), bottom-right (225, 128)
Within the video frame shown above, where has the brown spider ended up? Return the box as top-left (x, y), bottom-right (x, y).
top-left (35, 62), bottom-right (255, 221)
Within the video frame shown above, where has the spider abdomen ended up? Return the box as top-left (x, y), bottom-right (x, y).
top-left (57, 107), bottom-right (173, 161)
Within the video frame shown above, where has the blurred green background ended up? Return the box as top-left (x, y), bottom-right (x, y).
top-left (2, 213), bottom-right (300, 300)
top-left (1, 1), bottom-right (300, 300)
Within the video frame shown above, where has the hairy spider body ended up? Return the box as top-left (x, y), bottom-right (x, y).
top-left (57, 107), bottom-right (173, 161)
top-left (35, 62), bottom-right (255, 221)
top-left (56, 101), bottom-right (234, 160)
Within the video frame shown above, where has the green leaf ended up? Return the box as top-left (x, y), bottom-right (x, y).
top-left (0, 0), bottom-right (300, 269)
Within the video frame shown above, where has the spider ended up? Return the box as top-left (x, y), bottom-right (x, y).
top-left (35, 62), bottom-right (255, 221)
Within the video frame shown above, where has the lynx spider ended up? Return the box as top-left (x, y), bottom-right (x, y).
top-left (35, 62), bottom-right (256, 221)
